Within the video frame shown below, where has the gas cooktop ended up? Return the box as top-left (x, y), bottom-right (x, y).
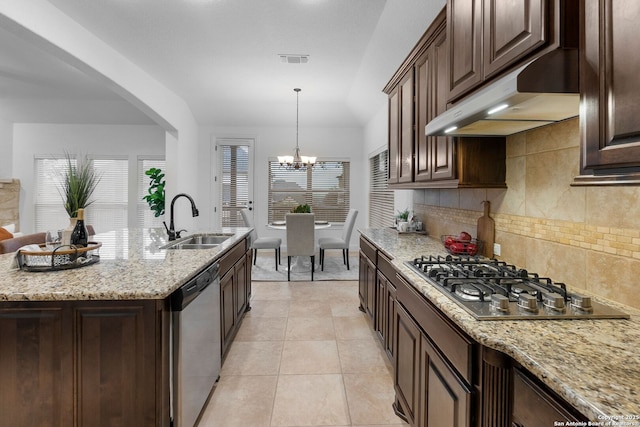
top-left (405, 255), bottom-right (630, 320)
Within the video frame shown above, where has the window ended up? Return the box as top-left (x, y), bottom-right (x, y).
top-left (369, 150), bottom-right (394, 228)
top-left (35, 155), bottom-right (165, 234)
top-left (137, 158), bottom-right (166, 229)
top-left (268, 160), bottom-right (350, 223)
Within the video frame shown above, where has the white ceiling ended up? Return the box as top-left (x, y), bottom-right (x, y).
top-left (0, 0), bottom-right (445, 128)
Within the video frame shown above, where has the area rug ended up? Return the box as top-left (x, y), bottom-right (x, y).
top-left (250, 253), bottom-right (359, 281)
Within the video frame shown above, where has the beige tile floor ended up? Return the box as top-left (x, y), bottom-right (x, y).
top-left (198, 279), bottom-right (409, 427)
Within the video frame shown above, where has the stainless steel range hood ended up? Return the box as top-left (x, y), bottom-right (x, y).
top-left (426, 49), bottom-right (579, 137)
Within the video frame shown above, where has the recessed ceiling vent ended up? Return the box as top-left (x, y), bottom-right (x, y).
top-left (279, 54), bottom-right (309, 64)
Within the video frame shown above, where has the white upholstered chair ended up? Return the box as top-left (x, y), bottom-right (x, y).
top-left (241, 208), bottom-right (281, 270)
top-left (285, 213), bottom-right (315, 281)
top-left (318, 209), bottom-right (358, 271)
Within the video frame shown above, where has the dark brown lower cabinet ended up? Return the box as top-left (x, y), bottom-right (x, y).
top-left (382, 273), bottom-right (396, 362)
top-left (374, 270), bottom-right (386, 343)
top-left (76, 303), bottom-right (161, 426)
top-left (420, 335), bottom-right (471, 427)
top-left (394, 303), bottom-right (421, 426)
top-left (394, 302), bottom-right (472, 427)
top-left (358, 250), bottom-right (376, 319)
top-left (376, 252), bottom-right (397, 363)
top-left (220, 244), bottom-right (252, 358)
top-left (512, 367), bottom-right (587, 426)
top-left (220, 268), bottom-right (236, 356)
top-left (235, 253), bottom-right (248, 318)
top-left (0, 306), bottom-right (73, 426)
top-left (0, 300), bottom-right (168, 427)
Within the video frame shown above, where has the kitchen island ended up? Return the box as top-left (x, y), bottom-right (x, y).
top-left (359, 227), bottom-right (640, 426)
top-left (0, 227), bottom-right (253, 427)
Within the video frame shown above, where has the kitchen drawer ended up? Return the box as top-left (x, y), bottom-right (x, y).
top-left (513, 367), bottom-right (586, 426)
top-left (377, 251), bottom-right (395, 280)
top-left (396, 273), bottom-right (475, 384)
top-left (359, 236), bottom-right (377, 263)
top-left (219, 239), bottom-right (247, 276)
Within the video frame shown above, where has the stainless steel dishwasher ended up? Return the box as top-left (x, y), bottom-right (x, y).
top-left (171, 262), bottom-right (221, 427)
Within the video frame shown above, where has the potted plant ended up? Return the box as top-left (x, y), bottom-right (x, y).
top-left (59, 152), bottom-right (101, 218)
top-left (396, 208), bottom-right (410, 231)
top-left (290, 204), bottom-right (311, 213)
top-left (142, 167), bottom-right (165, 217)
top-left (58, 152), bottom-right (101, 245)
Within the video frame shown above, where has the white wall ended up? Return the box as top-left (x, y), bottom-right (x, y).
top-left (13, 123), bottom-right (165, 233)
top-left (198, 124), bottom-right (366, 250)
top-left (0, 117), bottom-right (12, 179)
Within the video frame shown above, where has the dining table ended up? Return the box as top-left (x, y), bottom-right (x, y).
top-left (267, 220), bottom-right (331, 272)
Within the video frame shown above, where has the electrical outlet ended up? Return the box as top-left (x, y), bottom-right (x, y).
top-left (493, 243), bottom-right (501, 256)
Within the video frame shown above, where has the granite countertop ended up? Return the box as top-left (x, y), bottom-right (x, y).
top-left (359, 227), bottom-right (640, 423)
top-left (0, 227), bottom-right (252, 302)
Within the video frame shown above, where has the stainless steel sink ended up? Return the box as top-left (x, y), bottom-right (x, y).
top-left (167, 243), bottom-right (219, 250)
top-left (162, 233), bottom-right (234, 250)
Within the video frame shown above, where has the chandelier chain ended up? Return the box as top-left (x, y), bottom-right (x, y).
top-left (278, 87), bottom-right (316, 170)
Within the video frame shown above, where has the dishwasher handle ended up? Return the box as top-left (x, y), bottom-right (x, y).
top-left (171, 263), bottom-right (219, 311)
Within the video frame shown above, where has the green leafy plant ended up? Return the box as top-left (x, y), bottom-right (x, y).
top-left (59, 152), bottom-right (102, 218)
top-left (290, 204), bottom-right (311, 213)
top-left (142, 167), bottom-right (165, 217)
top-left (396, 208), bottom-right (410, 222)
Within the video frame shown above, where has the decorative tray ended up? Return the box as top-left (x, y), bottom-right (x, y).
top-left (17, 242), bottom-right (102, 272)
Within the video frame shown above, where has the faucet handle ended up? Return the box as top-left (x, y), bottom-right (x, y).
top-left (163, 221), bottom-right (177, 241)
top-left (176, 229), bottom-right (187, 239)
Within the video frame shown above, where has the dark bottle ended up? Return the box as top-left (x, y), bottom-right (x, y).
top-left (70, 208), bottom-right (89, 248)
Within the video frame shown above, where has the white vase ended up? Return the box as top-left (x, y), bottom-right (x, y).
top-left (61, 217), bottom-right (77, 246)
top-left (397, 221), bottom-right (408, 232)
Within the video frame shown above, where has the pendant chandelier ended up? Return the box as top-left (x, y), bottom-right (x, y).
top-left (278, 88), bottom-right (316, 170)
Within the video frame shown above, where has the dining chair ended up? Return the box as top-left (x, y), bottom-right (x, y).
top-left (241, 208), bottom-right (281, 270)
top-left (318, 209), bottom-right (358, 271)
top-left (285, 213), bottom-right (315, 281)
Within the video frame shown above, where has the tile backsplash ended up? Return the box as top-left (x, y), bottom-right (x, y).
top-left (413, 118), bottom-right (640, 309)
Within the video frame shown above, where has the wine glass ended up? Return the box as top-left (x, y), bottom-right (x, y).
top-left (45, 230), bottom-right (62, 250)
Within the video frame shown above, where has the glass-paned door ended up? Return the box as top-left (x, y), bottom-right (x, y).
top-left (218, 139), bottom-right (254, 227)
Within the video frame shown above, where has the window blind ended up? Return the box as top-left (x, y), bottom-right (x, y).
top-left (137, 158), bottom-right (166, 229)
top-left (85, 158), bottom-right (128, 234)
top-left (34, 157), bottom-right (128, 234)
top-left (35, 157), bottom-right (74, 231)
top-left (369, 151), bottom-right (394, 228)
top-left (268, 161), bottom-right (350, 223)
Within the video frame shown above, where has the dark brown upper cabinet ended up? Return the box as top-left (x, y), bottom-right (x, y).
top-left (446, 0), bottom-right (483, 102)
top-left (415, 24), bottom-right (456, 183)
top-left (384, 7), bottom-right (506, 189)
top-left (574, 0), bottom-right (640, 185)
top-left (447, 0), bottom-right (577, 103)
top-left (387, 71), bottom-right (415, 185)
top-left (399, 71), bottom-right (415, 184)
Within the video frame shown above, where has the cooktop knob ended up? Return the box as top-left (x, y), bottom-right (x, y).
top-left (517, 294), bottom-right (539, 312)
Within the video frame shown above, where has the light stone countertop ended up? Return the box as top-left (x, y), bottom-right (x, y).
top-left (0, 227), bottom-right (252, 302)
top-left (359, 227), bottom-right (640, 423)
